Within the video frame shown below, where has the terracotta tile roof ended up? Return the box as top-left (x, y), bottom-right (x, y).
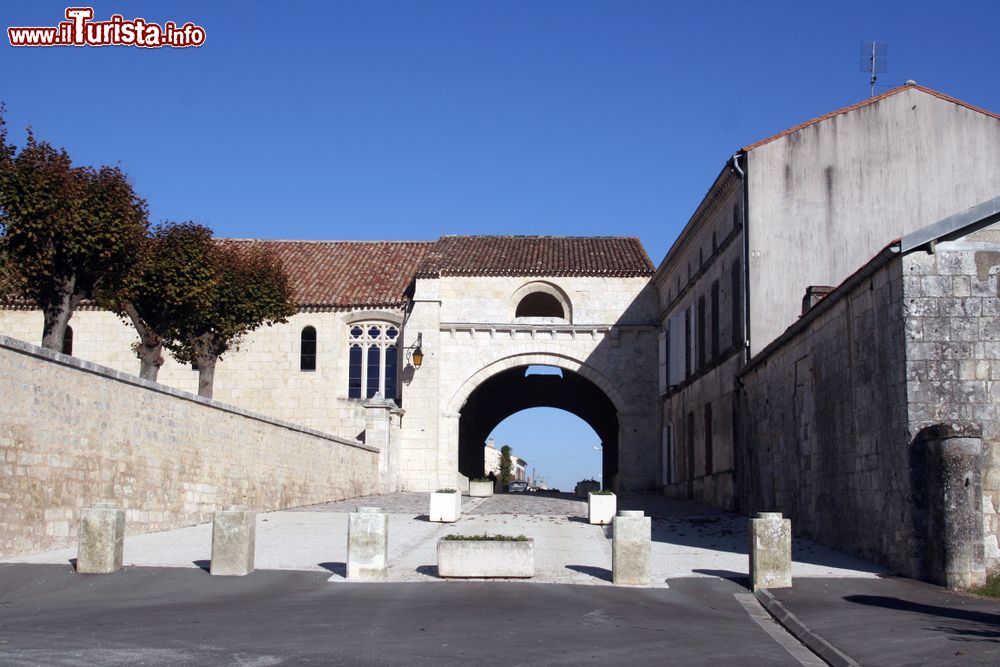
top-left (220, 239), bottom-right (433, 309)
top-left (415, 235), bottom-right (654, 278)
top-left (742, 82), bottom-right (1000, 153)
top-left (2, 236), bottom-right (654, 310)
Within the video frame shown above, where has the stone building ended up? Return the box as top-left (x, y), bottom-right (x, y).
top-left (0, 235), bottom-right (659, 492)
top-left (653, 83), bottom-right (1000, 510)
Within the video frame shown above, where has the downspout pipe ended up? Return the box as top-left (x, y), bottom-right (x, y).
top-left (731, 153), bottom-right (750, 365)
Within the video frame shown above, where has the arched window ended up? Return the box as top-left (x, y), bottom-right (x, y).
top-left (347, 323), bottom-right (399, 400)
top-left (515, 292), bottom-right (564, 318)
top-left (61, 326), bottom-right (73, 355)
top-left (300, 326), bottom-right (317, 371)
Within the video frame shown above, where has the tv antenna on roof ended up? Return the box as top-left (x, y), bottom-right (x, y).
top-left (860, 41), bottom-right (888, 97)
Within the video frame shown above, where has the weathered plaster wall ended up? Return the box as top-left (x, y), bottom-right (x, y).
top-left (0, 334), bottom-right (378, 559)
top-left (748, 88), bottom-right (1000, 354)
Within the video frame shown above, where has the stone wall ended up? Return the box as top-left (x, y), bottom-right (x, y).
top-left (0, 309), bottom-right (374, 440)
top-left (739, 253), bottom-right (916, 574)
top-left (901, 231), bottom-right (1000, 565)
top-left (740, 224), bottom-right (1000, 578)
top-left (0, 334), bottom-right (379, 559)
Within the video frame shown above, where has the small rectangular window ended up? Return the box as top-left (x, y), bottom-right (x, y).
top-left (711, 280), bottom-right (720, 361)
top-left (731, 261), bottom-right (742, 350)
top-left (704, 402), bottom-right (713, 476)
top-left (697, 295), bottom-right (706, 370)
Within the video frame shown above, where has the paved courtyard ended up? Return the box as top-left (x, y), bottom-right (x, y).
top-left (6, 492), bottom-right (886, 586)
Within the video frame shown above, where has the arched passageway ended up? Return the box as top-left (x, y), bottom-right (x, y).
top-left (458, 366), bottom-right (619, 485)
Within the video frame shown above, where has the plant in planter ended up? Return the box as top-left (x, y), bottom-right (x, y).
top-left (469, 477), bottom-right (494, 498)
top-left (429, 488), bottom-right (461, 523)
top-left (588, 489), bottom-right (617, 525)
top-left (437, 533), bottom-right (534, 578)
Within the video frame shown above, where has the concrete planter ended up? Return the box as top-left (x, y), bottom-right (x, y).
top-left (469, 480), bottom-right (494, 497)
top-left (437, 538), bottom-right (534, 578)
top-left (575, 480), bottom-right (601, 499)
top-left (429, 491), bottom-right (461, 522)
top-left (588, 492), bottom-right (616, 525)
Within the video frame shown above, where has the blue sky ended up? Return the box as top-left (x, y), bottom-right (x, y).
top-left (4, 1), bottom-right (1000, 490)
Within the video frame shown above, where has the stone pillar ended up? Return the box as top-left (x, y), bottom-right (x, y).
top-left (749, 511), bottom-right (792, 591)
top-left (348, 506), bottom-right (389, 581)
top-left (211, 507), bottom-right (256, 576)
top-left (76, 504), bottom-right (125, 574)
top-left (915, 424), bottom-right (986, 589)
top-left (612, 510), bottom-right (651, 585)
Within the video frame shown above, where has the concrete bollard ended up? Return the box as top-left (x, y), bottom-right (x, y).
top-left (211, 507), bottom-right (256, 576)
top-left (76, 503), bottom-right (125, 574)
top-left (749, 512), bottom-right (792, 591)
top-left (348, 506), bottom-right (389, 581)
top-left (612, 510), bottom-right (651, 585)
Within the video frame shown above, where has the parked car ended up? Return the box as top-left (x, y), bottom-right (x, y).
top-left (508, 481), bottom-right (529, 493)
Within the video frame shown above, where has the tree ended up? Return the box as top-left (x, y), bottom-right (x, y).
top-left (499, 445), bottom-right (514, 485)
top-left (164, 240), bottom-right (295, 398)
top-left (108, 222), bottom-right (217, 381)
top-left (0, 118), bottom-right (148, 351)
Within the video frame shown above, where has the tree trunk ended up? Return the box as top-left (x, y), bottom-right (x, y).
top-left (197, 354), bottom-right (217, 398)
top-left (40, 281), bottom-right (79, 353)
top-left (124, 303), bottom-right (163, 381)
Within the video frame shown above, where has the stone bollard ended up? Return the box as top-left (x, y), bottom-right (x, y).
top-left (211, 507), bottom-right (256, 576)
top-left (348, 506), bottom-right (389, 581)
top-left (612, 510), bottom-right (651, 585)
top-left (749, 512), bottom-right (792, 591)
top-left (77, 503), bottom-right (125, 574)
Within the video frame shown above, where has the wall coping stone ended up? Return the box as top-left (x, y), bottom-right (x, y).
top-left (0, 333), bottom-right (377, 453)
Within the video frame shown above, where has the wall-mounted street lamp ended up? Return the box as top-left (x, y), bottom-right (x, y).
top-left (406, 332), bottom-right (424, 369)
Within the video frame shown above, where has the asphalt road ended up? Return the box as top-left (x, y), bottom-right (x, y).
top-left (0, 563), bottom-right (810, 666)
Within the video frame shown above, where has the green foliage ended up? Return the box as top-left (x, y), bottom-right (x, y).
top-left (161, 239), bottom-right (295, 396)
top-left (0, 115), bottom-right (147, 349)
top-left (435, 488), bottom-right (458, 494)
top-left (592, 489), bottom-right (614, 495)
top-left (443, 534), bottom-right (529, 541)
top-left (471, 478), bottom-right (491, 483)
top-left (969, 570), bottom-right (1000, 597)
top-left (499, 444), bottom-right (513, 485)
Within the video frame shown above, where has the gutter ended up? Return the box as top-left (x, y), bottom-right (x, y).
top-left (731, 154), bottom-right (750, 364)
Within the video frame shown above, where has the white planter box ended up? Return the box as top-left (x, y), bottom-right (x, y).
top-left (429, 491), bottom-right (461, 522)
top-left (469, 481), bottom-right (494, 497)
top-left (588, 492), bottom-right (616, 525)
top-left (437, 538), bottom-right (534, 578)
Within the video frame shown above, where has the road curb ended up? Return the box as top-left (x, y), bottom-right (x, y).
top-left (755, 589), bottom-right (861, 667)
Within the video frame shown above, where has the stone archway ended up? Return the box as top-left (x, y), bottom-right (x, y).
top-left (444, 353), bottom-right (628, 489)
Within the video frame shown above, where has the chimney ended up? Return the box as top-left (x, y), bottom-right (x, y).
top-left (802, 286), bottom-right (834, 316)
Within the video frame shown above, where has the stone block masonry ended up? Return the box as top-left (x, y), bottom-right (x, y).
top-left (0, 334), bottom-right (379, 560)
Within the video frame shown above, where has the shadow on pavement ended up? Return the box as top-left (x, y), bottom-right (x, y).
top-left (692, 569), bottom-right (749, 587)
top-left (416, 565), bottom-right (438, 577)
top-left (844, 595), bottom-right (1000, 628)
top-left (566, 565), bottom-right (612, 582)
top-left (193, 560), bottom-right (210, 573)
top-left (319, 562), bottom-right (346, 577)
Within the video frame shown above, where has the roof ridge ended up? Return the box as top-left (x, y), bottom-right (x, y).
top-left (217, 238), bottom-right (434, 244)
top-left (741, 82), bottom-right (1000, 153)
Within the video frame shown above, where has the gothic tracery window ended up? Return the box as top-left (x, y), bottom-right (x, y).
top-left (348, 322), bottom-right (399, 400)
